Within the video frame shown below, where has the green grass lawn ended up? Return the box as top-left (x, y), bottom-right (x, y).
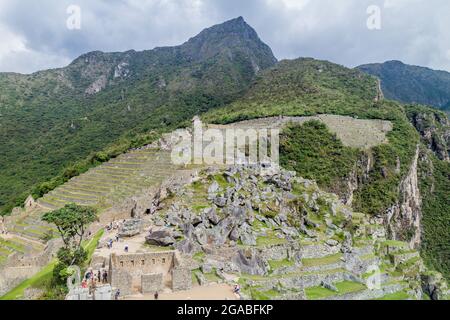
top-left (268, 259), bottom-right (295, 270)
top-left (251, 289), bottom-right (280, 300)
top-left (256, 232), bottom-right (288, 247)
top-left (305, 281), bottom-right (366, 300)
top-left (0, 229), bottom-right (104, 300)
top-left (375, 290), bottom-right (411, 300)
top-left (302, 253), bottom-right (343, 267)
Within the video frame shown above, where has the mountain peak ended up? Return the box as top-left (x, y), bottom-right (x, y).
top-left (181, 17), bottom-right (277, 67)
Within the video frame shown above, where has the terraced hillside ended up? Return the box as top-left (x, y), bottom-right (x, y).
top-left (37, 149), bottom-right (178, 211)
top-left (0, 147), bottom-right (180, 269)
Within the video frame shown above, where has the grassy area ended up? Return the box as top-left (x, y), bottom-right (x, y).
top-left (203, 269), bottom-right (222, 283)
top-left (302, 253), bottom-right (343, 267)
top-left (251, 289), bottom-right (280, 300)
top-left (382, 240), bottom-right (409, 248)
top-left (0, 259), bottom-right (58, 300)
top-left (0, 229), bottom-right (104, 300)
top-left (375, 290), bottom-right (411, 300)
top-left (268, 259), bottom-right (295, 271)
top-left (256, 232), bottom-right (287, 247)
top-left (193, 251), bottom-right (206, 263)
top-left (85, 229), bottom-right (104, 262)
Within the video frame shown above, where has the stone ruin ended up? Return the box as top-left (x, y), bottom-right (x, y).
top-left (108, 250), bottom-right (192, 296)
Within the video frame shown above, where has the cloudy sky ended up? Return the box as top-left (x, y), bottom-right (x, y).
top-left (0, 0), bottom-right (449, 74)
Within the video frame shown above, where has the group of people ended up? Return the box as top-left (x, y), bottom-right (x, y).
top-left (105, 220), bottom-right (124, 232)
top-left (81, 268), bottom-right (109, 289)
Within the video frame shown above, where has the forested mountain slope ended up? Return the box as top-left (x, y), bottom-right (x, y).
top-left (0, 17), bottom-right (276, 214)
top-left (358, 61), bottom-right (450, 113)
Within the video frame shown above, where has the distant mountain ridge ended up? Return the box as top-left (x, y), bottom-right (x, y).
top-left (358, 60), bottom-right (450, 112)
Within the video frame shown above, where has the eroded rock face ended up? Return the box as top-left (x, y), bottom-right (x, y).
top-left (85, 75), bottom-right (108, 95)
top-left (385, 146), bottom-right (422, 248)
top-left (409, 111), bottom-right (450, 162)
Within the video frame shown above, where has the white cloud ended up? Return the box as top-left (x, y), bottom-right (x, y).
top-left (0, 23), bottom-right (70, 73)
top-left (0, 0), bottom-right (449, 73)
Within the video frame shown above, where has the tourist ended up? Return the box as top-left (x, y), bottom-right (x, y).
top-left (115, 289), bottom-right (121, 300)
top-left (115, 235), bottom-right (119, 242)
top-left (124, 244), bottom-right (129, 252)
top-left (233, 284), bottom-right (241, 294)
top-left (154, 291), bottom-right (159, 300)
top-left (81, 280), bottom-right (88, 289)
top-left (97, 270), bottom-right (101, 282)
top-left (103, 270), bottom-right (108, 283)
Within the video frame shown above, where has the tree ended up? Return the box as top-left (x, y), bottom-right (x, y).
top-left (42, 203), bottom-right (98, 253)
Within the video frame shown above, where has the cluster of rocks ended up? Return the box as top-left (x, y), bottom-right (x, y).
top-left (143, 165), bottom-right (357, 277)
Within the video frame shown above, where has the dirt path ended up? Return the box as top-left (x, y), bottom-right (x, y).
top-left (124, 284), bottom-right (239, 300)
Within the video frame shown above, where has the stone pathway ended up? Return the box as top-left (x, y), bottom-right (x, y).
top-left (124, 283), bottom-right (239, 300)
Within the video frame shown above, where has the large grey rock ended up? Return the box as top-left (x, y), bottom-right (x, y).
top-left (230, 227), bottom-right (240, 241)
top-left (182, 223), bottom-right (195, 239)
top-left (118, 219), bottom-right (142, 237)
top-left (207, 217), bottom-right (235, 245)
top-left (208, 181), bottom-right (220, 195)
top-left (167, 211), bottom-right (183, 227)
top-left (194, 225), bottom-right (208, 245)
top-left (233, 249), bottom-right (268, 276)
top-left (240, 232), bottom-right (257, 246)
top-left (214, 197), bottom-right (227, 208)
top-left (175, 239), bottom-right (200, 255)
top-left (206, 208), bottom-right (220, 225)
top-left (321, 280), bottom-right (338, 292)
top-left (145, 228), bottom-right (175, 246)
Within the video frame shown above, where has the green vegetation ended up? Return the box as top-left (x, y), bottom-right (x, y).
top-left (305, 281), bottom-right (366, 300)
top-left (302, 253), bottom-right (343, 267)
top-left (418, 150), bottom-right (450, 281)
top-left (0, 229), bottom-right (103, 300)
top-left (268, 259), bottom-right (294, 270)
top-left (251, 289), bottom-right (280, 300)
top-left (280, 120), bottom-right (360, 195)
top-left (375, 290), bottom-right (411, 300)
top-left (255, 232), bottom-right (287, 247)
top-left (0, 259), bottom-right (58, 300)
top-left (205, 58), bottom-right (420, 216)
top-left (41, 204), bottom-right (98, 292)
top-left (0, 17), bottom-right (276, 215)
top-left (358, 60), bottom-right (450, 113)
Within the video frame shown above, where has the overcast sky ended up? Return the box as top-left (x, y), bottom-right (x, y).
top-left (0, 0), bottom-right (449, 74)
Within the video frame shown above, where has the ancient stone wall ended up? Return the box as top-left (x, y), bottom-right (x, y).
top-left (110, 251), bottom-right (177, 295)
top-left (172, 267), bottom-right (192, 292)
top-left (141, 273), bottom-right (163, 294)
